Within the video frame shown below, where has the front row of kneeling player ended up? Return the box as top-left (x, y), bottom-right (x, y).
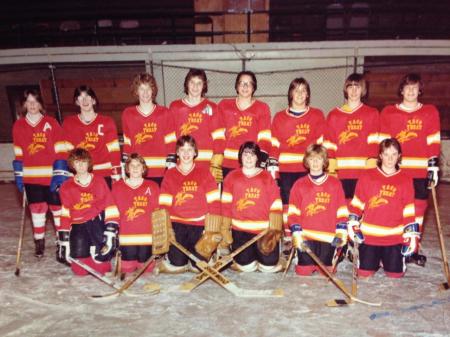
top-left (55, 136), bottom-right (420, 279)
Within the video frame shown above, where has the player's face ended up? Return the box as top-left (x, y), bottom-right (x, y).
top-left (291, 84), bottom-right (309, 108)
top-left (346, 82), bottom-right (362, 102)
top-left (241, 149), bottom-right (258, 170)
top-left (401, 83), bottom-right (420, 104)
top-left (177, 143), bottom-right (195, 165)
top-left (76, 92), bottom-right (96, 113)
top-left (237, 75), bottom-right (254, 99)
top-left (24, 94), bottom-right (42, 115)
top-left (128, 159), bottom-right (144, 179)
top-left (73, 159), bottom-right (89, 175)
top-left (306, 154), bottom-right (324, 175)
top-left (187, 76), bottom-right (204, 99)
top-left (380, 146), bottom-right (399, 172)
top-left (137, 83), bottom-right (152, 104)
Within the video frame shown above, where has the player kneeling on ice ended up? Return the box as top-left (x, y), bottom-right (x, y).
top-left (112, 153), bottom-right (160, 275)
top-left (157, 135), bottom-right (222, 273)
top-left (57, 148), bottom-right (120, 275)
top-left (348, 138), bottom-right (418, 278)
top-left (221, 142), bottom-right (283, 273)
top-left (288, 144), bottom-right (349, 275)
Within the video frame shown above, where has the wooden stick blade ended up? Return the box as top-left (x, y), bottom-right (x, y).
top-left (440, 282), bottom-right (450, 291)
top-left (326, 299), bottom-right (351, 307)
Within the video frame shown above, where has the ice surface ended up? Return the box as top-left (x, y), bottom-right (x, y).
top-left (1, 183), bottom-right (449, 337)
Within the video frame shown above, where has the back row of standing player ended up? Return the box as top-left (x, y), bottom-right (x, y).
top-left (12, 69), bottom-right (440, 267)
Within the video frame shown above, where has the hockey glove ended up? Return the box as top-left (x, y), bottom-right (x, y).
top-left (427, 156), bottom-right (439, 188)
top-left (210, 154), bottom-right (224, 183)
top-left (290, 223), bottom-right (305, 252)
top-left (96, 223), bottom-right (119, 262)
top-left (111, 165), bottom-right (122, 182)
top-left (266, 157), bottom-right (279, 180)
top-left (259, 151), bottom-right (269, 169)
top-left (56, 230), bottom-right (70, 265)
top-left (50, 159), bottom-right (71, 192)
top-left (12, 160), bottom-right (24, 193)
top-left (331, 222), bottom-right (348, 248)
top-left (165, 153), bottom-right (177, 169)
top-left (401, 222), bottom-right (420, 257)
top-left (347, 213), bottom-right (364, 244)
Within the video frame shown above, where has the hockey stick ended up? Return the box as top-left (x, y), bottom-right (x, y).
top-left (172, 238), bottom-right (283, 297)
top-left (68, 257), bottom-right (120, 290)
top-left (352, 241), bottom-right (359, 297)
top-left (91, 255), bottom-right (160, 299)
top-left (431, 185), bottom-right (450, 290)
top-left (178, 229), bottom-right (269, 292)
top-left (330, 246), bottom-right (344, 275)
top-left (14, 191), bottom-right (27, 277)
top-left (281, 247), bottom-right (295, 279)
top-left (299, 243), bottom-right (381, 307)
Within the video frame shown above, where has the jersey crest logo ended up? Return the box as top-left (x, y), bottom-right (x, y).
top-left (43, 122), bottom-right (52, 132)
top-left (368, 195), bottom-right (388, 209)
top-left (135, 132), bottom-right (153, 144)
top-left (180, 122), bottom-right (199, 136)
top-left (135, 122), bottom-right (157, 144)
top-left (126, 207), bottom-right (146, 221)
top-left (236, 198), bottom-right (256, 211)
top-left (338, 130), bottom-right (358, 144)
top-left (74, 192), bottom-right (94, 210)
top-left (175, 192), bottom-right (194, 206)
top-left (228, 125), bottom-right (248, 138)
top-left (305, 192), bottom-right (330, 216)
top-left (27, 143), bottom-right (45, 155)
top-left (286, 134), bottom-right (306, 147)
top-left (396, 130), bottom-right (417, 143)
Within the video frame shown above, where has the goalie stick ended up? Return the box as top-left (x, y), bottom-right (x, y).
top-left (298, 243), bottom-right (380, 307)
top-left (178, 229), bottom-right (269, 292)
top-left (431, 185), bottom-right (450, 291)
top-left (281, 247), bottom-right (295, 279)
top-left (172, 237), bottom-right (283, 298)
top-left (91, 255), bottom-right (160, 299)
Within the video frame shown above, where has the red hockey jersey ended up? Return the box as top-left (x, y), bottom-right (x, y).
top-left (63, 114), bottom-right (121, 178)
top-left (271, 107), bottom-right (330, 173)
top-left (13, 114), bottom-right (66, 185)
top-left (60, 174), bottom-right (120, 231)
top-left (326, 103), bottom-right (379, 179)
top-left (379, 104), bottom-right (440, 179)
top-left (112, 179), bottom-right (159, 246)
top-left (159, 165), bottom-right (220, 226)
top-left (219, 98), bottom-right (272, 169)
top-left (349, 168), bottom-right (415, 246)
top-left (170, 98), bottom-right (225, 168)
top-left (287, 175), bottom-right (349, 243)
top-left (222, 169), bottom-right (282, 233)
top-left (122, 105), bottom-right (176, 178)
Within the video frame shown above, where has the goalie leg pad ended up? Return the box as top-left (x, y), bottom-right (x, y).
top-left (257, 234), bottom-right (280, 263)
top-left (269, 212), bottom-right (283, 231)
top-left (195, 232), bottom-right (222, 260)
top-left (233, 260), bottom-right (258, 272)
top-left (157, 259), bottom-right (189, 274)
top-left (258, 262), bottom-right (283, 273)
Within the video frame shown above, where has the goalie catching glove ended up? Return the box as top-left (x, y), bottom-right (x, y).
top-left (195, 214), bottom-right (223, 260)
top-left (401, 222), bottom-right (420, 257)
top-left (258, 212), bottom-right (283, 255)
top-left (95, 223), bottom-right (119, 262)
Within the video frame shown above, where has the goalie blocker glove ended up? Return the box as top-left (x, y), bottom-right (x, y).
top-left (331, 222), bottom-right (348, 248)
top-left (427, 156), bottom-right (439, 188)
top-left (96, 223), bottom-right (119, 262)
top-left (12, 160), bottom-right (24, 193)
top-left (165, 153), bottom-right (177, 169)
top-left (50, 159), bottom-right (71, 192)
top-left (347, 213), bottom-right (364, 244)
top-left (401, 222), bottom-right (420, 257)
top-left (56, 230), bottom-right (70, 265)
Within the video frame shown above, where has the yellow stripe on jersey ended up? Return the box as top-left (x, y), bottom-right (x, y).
top-left (427, 131), bottom-right (441, 145)
top-left (61, 206), bottom-right (71, 218)
top-left (123, 134), bottom-right (132, 146)
top-left (403, 203), bottom-right (415, 218)
top-left (271, 136), bottom-right (280, 149)
top-left (232, 219), bottom-right (268, 232)
top-left (337, 158), bottom-right (367, 169)
top-left (322, 139), bottom-right (337, 152)
top-left (303, 229), bottom-right (335, 243)
top-left (337, 205), bottom-right (349, 218)
top-left (105, 206), bottom-right (120, 220)
top-left (367, 133), bottom-right (379, 144)
top-left (206, 189), bottom-right (221, 204)
top-left (279, 153), bottom-right (304, 164)
top-left (197, 150), bottom-right (213, 161)
top-left (171, 215), bottom-right (205, 222)
top-left (93, 162), bottom-right (112, 171)
top-left (119, 234), bottom-right (153, 245)
top-left (165, 132), bottom-right (177, 144)
top-left (378, 133), bottom-right (391, 143)
top-left (14, 146), bottom-right (23, 157)
top-left (400, 157), bottom-right (428, 169)
top-left (107, 140), bottom-right (120, 152)
top-left (257, 129), bottom-right (272, 142)
top-left (54, 141), bottom-right (67, 154)
top-left (270, 199), bottom-right (283, 212)
top-left (23, 166), bottom-right (53, 177)
top-left (224, 149), bottom-right (239, 161)
top-left (287, 204), bottom-right (301, 217)
top-left (144, 157), bottom-right (166, 168)
top-left (212, 128), bottom-right (225, 140)
top-left (221, 191), bottom-right (233, 204)
top-left (65, 141), bottom-right (75, 151)
top-left (351, 195), bottom-right (365, 211)
top-left (361, 222), bottom-right (404, 237)
top-left (159, 193), bottom-right (173, 207)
